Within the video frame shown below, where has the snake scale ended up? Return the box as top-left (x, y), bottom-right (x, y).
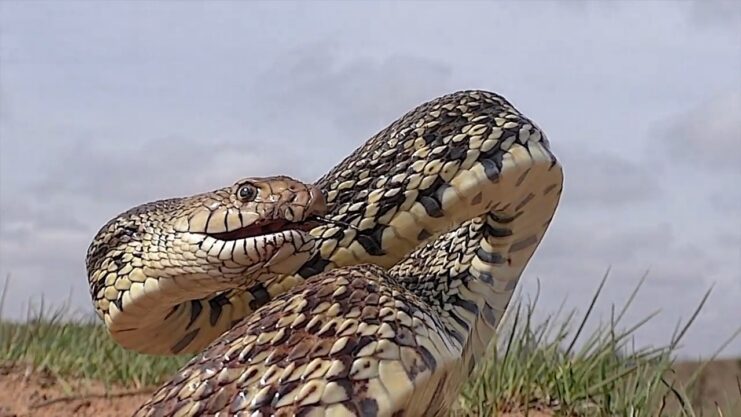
top-left (85, 90), bottom-right (563, 416)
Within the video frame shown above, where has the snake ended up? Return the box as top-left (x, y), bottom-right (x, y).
top-left (85, 90), bottom-right (563, 416)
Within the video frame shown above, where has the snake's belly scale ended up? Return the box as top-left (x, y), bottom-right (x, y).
top-left (86, 90), bottom-right (563, 416)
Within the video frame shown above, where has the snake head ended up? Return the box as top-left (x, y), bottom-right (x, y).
top-left (172, 176), bottom-right (327, 242)
top-left (85, 175), bottom-right (327, 298)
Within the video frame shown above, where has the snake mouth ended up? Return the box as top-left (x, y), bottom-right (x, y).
top-left (206, 217), bottom-right (323, 241)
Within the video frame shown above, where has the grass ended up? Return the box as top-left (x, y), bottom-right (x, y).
top-left (0, 279), bottom-right (189, 389)
top-left (454, 273), bottom-right (740, 416)
top-left (1, 272), bottom-right (739, 416)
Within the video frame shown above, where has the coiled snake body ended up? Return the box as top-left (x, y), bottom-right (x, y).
top-left (86, 90), bottom-right (563, 416)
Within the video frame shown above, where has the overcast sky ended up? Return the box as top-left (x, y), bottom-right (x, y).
top-left (0, 1), bottom-right (739, 358)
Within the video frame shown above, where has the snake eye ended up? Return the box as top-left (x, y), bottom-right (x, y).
top-left (237, 184), bottom-right (257, 201)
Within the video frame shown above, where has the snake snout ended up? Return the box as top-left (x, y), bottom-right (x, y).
top-left (271, 185), bottom-right (327, 231)
top-left (307, 186), bottom-right (328, 218)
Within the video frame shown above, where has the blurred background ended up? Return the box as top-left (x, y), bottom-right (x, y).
top-left (0, 1), bottom-right (739, 361)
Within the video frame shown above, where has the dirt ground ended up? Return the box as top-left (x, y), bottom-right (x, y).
top-left (0, 363), bottom-right (554, 417)
top-left (0, 360), bottom-right (738, 417)
top-left (0, 364), bottom-right (149, 417)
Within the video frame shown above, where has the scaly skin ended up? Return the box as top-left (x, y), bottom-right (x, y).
top-left (86, 90), bottom-right (564, 416)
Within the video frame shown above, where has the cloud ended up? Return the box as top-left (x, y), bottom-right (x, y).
top-left (523, 215), bottom-right (741, 356)
top-left (30, 135), bottom-right (274, 205)
top-left (0, 206), bottom-right (92, 319)
top-left (555, 0), bottom-right (741, 30)
top-left (659, 92), bottom-right (741, 171)
top-left (0, 198), bottom-right (88, 241)
top-left (532, 219), bottom-right (708, 283)
top-left (687, 0), bottom-right (741, 29)
top-left (16, 48), bottom-right (457, 215)
top-left (0, 132), bottom-right (320, 317)
top-left (556, 144), bottom-right (663, 207)
top-left (0, 47), bottom-right (456, 322)
top-left (248, 44), bottom-right (454, 140)
top-left (711, 188), bottom-right (741, 213)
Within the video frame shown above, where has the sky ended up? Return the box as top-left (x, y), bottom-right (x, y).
top-left (0, 0), bottom-right (739, 358)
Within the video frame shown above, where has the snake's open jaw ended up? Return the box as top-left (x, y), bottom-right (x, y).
top-left (206, 218), bottom-right (322, 241)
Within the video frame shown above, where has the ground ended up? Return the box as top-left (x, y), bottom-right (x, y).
top-left (1, 359), bottom-right (738, 417)
top-left (2, 285), bottom-right (738, 417)
top-left (0, 364), bottom-right (147, 417)
top-left (0, 364), bottom-right (555, 417)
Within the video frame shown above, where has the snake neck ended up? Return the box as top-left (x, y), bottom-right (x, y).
top-left (297, 90), bottom-right (557, 279)
top-left (290, 90), bottom-right (564, 373)
top-left (390, 163), bottom-right (563, 371)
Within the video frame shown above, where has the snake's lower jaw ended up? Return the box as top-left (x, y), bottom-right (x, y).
top-left (197, 229), bottom-right (315, 277)
top-left (262, 233), bottom-right (318, 274)
top-left (264, 251), bottom-right (313, 275)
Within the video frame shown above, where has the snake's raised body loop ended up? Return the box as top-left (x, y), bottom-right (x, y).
top-left (86, 90), bottom-right (563, 416)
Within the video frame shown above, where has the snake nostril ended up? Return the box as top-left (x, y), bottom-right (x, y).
top-left (309, 187), bottom-right (328, 216)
